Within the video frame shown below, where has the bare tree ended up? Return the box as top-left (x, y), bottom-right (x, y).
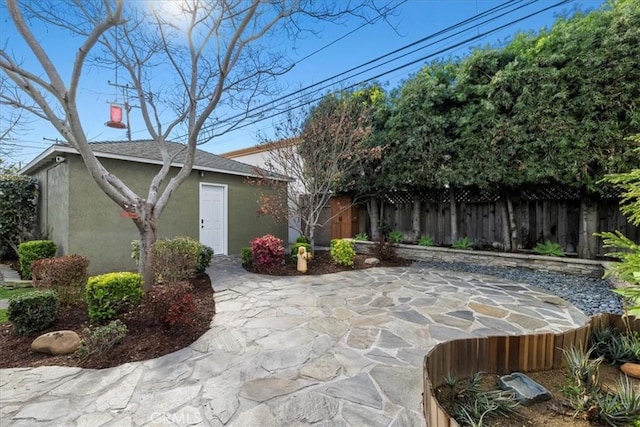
top-left (253, 90), bottom-right (381, 249)
top-left (0, 0), bottom-right (399, 289)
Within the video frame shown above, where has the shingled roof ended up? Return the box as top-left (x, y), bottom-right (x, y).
top-left (21, 140), bottom-right (287, 180)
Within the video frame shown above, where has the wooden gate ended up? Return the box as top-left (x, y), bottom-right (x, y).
top-left (331, 196), bottom-right (359, 240)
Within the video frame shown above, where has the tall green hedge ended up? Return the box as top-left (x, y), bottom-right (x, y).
top-left (0, 174), bottom-right (38, 259)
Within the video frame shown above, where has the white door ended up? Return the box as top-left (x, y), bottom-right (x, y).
top-left (199, 184), bottom-right (227, 255)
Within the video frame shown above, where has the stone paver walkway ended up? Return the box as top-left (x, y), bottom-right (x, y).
top-left (0, 257), bottom-right (589, 426)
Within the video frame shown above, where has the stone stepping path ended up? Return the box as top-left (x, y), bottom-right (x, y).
top-left (0, 257), bottom-right (589, 426)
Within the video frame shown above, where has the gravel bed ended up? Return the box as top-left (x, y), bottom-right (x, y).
top-left (411, 260), bottom-right (624, 316)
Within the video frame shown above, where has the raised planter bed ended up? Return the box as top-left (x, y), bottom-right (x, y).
top-left (351, 240), bottom-right (609, 279)
top-left (423, 313), bottom-right (640, 427)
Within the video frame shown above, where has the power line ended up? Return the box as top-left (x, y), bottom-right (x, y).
top-left (177, 0), bottom-right (529, 140)
top-left (198, 0), bottom-right (572, 143)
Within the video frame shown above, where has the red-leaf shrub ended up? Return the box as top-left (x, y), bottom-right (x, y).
top-left (145, 282), bottom-right (196, 327)
top-left (250, 234), bottom-right (285, 273)
top-left (31, 254), bottom-right (89, 305)
top-left (166, 293), bottom-right (196, 327)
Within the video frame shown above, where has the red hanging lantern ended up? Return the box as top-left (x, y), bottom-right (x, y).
top-left (106, 104), bottom-right (127, 129)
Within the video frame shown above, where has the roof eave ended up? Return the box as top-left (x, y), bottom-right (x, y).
top-left (20, 145), bottom-right (291, 181)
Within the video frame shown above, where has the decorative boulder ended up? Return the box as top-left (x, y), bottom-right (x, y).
top-left (498, 372), bottom-right (552, 406)
top-left (364, 257), bottom-right (380, 265)
top-left (31, 330), bottom-right (81, 355)
top-left (621, 363), bottom-right (640, 380)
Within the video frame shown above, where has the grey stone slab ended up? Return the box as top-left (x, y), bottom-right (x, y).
top-left (309, 317), bottom-right (349, 338)
top-left (448, 310), bottom-right (475, 321)
top-left (370, 296), bottom-right (394, 307)
top-left (365, 348), bottom-right (406, 366)
top-left (300, 354), bottom-right (342, 381)
top-left (273, 392), bottom-right (339, 424)
top-left (476, 316), bottom-right (522, 334)
top-left (429, 325), bottom-right (474, 342)
top-left (319, 373), bottom-right (383, 409)
top-left (13, 398), bottom-right (71, 421)
top-left (228, 404), bottom-right (277, 427)
top-left (203, 393), bottom-right (239, 424)
top-left (370, 365), bottom-right (423, 411)
top-left (392, 309), bottom-right (431, 325)
top-left (341, 402), bottom-right (392, 427)
top-left (239, 378), bottom-right (311, 402)
top-left (390, 408), bottom-right (426, 427)
top-left (377, 330), bottom-right (411, 348)
top-left (499, 372), bottom-right (552, 405)
top-left (132, 384), bottom-right (202, 425)
top-left (506, 313), bottom-right (549, 330)
top-left (346, 327), bottom-right (378, 350)
top-left (260, 347), bottom-right (311, 373)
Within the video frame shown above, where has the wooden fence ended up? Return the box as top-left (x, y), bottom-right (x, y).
top-left (355, 188), bottom-right (640, 256)
top-left (423, 313), bottom-right (640, 427)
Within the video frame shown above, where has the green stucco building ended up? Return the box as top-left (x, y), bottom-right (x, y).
top-left (20, 141), bottom-right (288, 274)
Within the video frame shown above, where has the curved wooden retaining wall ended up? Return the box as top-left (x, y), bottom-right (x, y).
top-left (423, 314), bottom-right (640, 427)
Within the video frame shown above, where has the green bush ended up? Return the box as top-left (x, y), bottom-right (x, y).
top-left (452, 236), bottom-right (473, 250)
top-left (241, 246), bottom-right (253, 266)
top-left (152, 237), bottom-right (201, 283)
top-left (86, 272), bottom-right (144, 322)
top-left (133, 237), bottom-right (211, 281)
top-left (354, 232), bottom-right (369, 241)
top-left (388, 230), bottom-right (403, 244)
top-left (0, 173), bottom-right (38, 259)
top-left (296, 235), bottom-right (310, 244)
top-left (290, 242), bottom-right (312, 262)
top-left (31, 255), bottom-right (89, 305)
top-left (7, 290), bottom-right (59, 335)
top-left (418, 235), bottom-right (434, 246)
top-left (533, 240), bottom-right (564, 257)
top-left (196, 245), bottom-right (214, 274)
top-left (78, 319), bottom-right (128, 359)
top-left (330, 239), bottom-right (355, 267)
top-left (18, 240), bottom-right (57, 280)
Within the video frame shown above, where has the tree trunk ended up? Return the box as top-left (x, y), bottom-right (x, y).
top-left (577, 198), bottom-right (598, 259)
top-left (411, 198), bottom-right (421, 243)
top-left (449, 187), bottom-right (458, 244)
top-left (134, 203), bottom-right (158, 291)
top-left (368, 196), bottom-right (380, 240)
top-left (506, 196), bottom-right (519, 251)
top-left (500, 198), bottom-right (511, 251)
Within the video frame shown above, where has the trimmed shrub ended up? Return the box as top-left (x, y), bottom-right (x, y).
top-left (86, 272), bottom-right (144, 322)
top-left (145, 282), bottom-right (196, 327)
top-left (18, 240), bottom-right (57, 280)
top-left (133, 237), bottom-right (210, 282)
top-left (31, 255), bottom-right (89, 305)
top-left (151, 237), bottom-right (201, 283)
top-left (78, 319), bottom-right (128, 358)
top-left (330, 239), bottom-right (356, 267)
top-left (251, 234), bottom-right (285, 273)
top-left (241, 246), bottom-right (253, 266)
top-left (296, 235), bottom-right (310, 244)
top-left (290, 242), bottom-right (312, 262)
top-left (7, 290), bottom-right (59, 335)
top-left (196, 245), bottom-right (214, 274)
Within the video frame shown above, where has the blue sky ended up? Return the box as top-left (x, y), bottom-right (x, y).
top-left (1, 0), bottom-right (604, 167)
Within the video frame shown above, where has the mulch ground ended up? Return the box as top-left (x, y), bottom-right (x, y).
top-left (244, 250), bottom-right (411, 275)
top-left (0, 275), bottom-right (215, 369)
